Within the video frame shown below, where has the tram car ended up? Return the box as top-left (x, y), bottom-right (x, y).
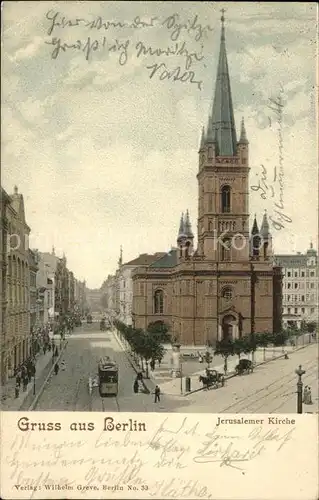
top-left (98, 356), bottom-right (119, 396)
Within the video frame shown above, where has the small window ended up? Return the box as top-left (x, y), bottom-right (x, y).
top-left (301, 308), bottom-right (305, 314)
top-left (301, 272), bottom-right (305, 277)
top-left (287, 308), bottom-right (291, 314)
top-left (310, 283), bottom-right (314, 289)
top-left (301, 295), bottom-right (305, 302)
top-left (294, 283), bottom-right (298, 289)
top-left (311, 308), bottom-right (315, 314)
top-left (294, 308), bottom-right (298, 314)
top-left (294, 272), bottom-right (298, 277)
top-left (222, 287), bottom-right (233, 300)
top-left (287, 283), bottom-right (291, 289)
top-left (310, 271), bottom-right (315, 277)
top-left (287, 272), bottom-right (291, 277)
top-left (221, 185), bottom-right (231, 213)
top-left (287, 295), bottom-right (290, 302)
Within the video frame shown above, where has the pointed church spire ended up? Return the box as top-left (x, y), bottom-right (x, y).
top-left (177, 213), bottom-right (185, 240)
top-left (52, 245), bottom-right (55, 256)
top-left (260, 210), bottom-right (270, 240)
top-left (251, 214), bottom-right (259, 235)
top-left (239, 117), bottom-right (248, 144)
top-left (209, 10), bottom-right (237, 156)
top-left (200, 127), bottom-right (206, 149)
top-left (184, 209), bottom-right (194, 238)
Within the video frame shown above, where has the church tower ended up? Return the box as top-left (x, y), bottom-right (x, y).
top-left (197, 11), bottom-right (250, 261)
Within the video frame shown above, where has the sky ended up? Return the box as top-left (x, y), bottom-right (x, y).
top-left (2, 1), bottom-right (318, 288)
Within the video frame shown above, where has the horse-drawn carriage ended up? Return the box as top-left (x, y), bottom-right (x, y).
top-left (235, 358), bottom-right (254, 375)
top-left (199, 369), bottom-right (225, 390)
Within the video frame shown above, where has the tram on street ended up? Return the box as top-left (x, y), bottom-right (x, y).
top-left (98, 356), bottom-right (119, 396)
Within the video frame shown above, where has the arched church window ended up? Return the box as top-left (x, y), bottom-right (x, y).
top-left (154, 289), bottom-right (164, 314)
top-left (222, 287), bottom-right (233, 300)
top-left (221, 185), bottom-right (231, 213)
top-left (221, 238), bottom-right (231, 261)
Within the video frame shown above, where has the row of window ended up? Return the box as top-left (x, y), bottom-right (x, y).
top-left (286, 271), bottom-right (316, 277)
top-left (153, 286), bottom-right (234, 314)
top-left (285, 307), bottom-right (316, 315)
top-left (284, 282), bottom-right (316, 289)
top-left (284, 294), bottom-right (317, 302)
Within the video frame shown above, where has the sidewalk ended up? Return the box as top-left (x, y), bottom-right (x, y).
top-left (0, 337), bottom-right (70, 411)
top-left (149, 337), bottom-right (317, 397)
top-left (0, 350), bottom-right (54, 411)
top-left (112, 329), bottom-right (153, 394)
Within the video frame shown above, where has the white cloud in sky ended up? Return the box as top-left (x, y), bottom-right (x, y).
top-left (2, 1), bottom-right (317, 288)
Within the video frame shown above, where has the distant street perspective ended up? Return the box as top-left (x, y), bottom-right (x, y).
top-left (2, 314), bottom-right (318, 415)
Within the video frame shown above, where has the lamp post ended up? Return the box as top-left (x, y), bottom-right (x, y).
top-left (295, 364), bottom-right (306, 414)
top-left (180, 361), bottom-right (183, 395)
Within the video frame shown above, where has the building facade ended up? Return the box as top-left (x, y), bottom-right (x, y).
top-left (117, 252), bottom-right (166, 326)
top-left (1, 186), bottom-right (31, 383)
top-left (132, 16), bottom-right (282, 345)
top-left (36, 248), bottom-right (59, 324)
top-left (275, 244), bottom-right (318, 329)
top-left (74, 279), bottom-right (87, 316)
top-left (29, 249), bottom-right (39, 332)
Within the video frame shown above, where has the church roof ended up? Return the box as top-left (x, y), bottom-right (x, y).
top-left (124, 253), bottom-right (166, 267)
top-left (207, 12), bottom-right (237, 156)
top-left (150, 249), bottom-right (178, 268)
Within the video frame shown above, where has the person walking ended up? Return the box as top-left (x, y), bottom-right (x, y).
top-left (54, 363), bottom-right (59, 375)
top-left (15, 383), bottom-right (20, 399)
top-left (16, 371), bottom-right (21, 388)
top-left (22, 374), bottom-right (28, 391)
top-left (133, 379), bottom-right (139, 394)
top-left (154, 385), bottom-right (161, 403)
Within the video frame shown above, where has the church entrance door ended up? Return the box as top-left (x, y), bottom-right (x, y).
top-left (222, 315), bottom-right (236, 341)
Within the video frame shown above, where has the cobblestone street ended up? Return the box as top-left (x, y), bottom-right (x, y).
top-left (34, 323), bottom-right (190, 412)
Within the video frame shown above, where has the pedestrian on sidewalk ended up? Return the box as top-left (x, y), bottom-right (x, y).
top-left (54, 363), bottom-right (59, 375)
top-left (154, 385), bottom-right (161, 403)
top-left (150, 359), bottom-right (155, 371)
top-left (60, 361), bottom-right (66, 371)
top-left (133, 379), bottom-right (139, 394)
top-left (15, 383), bottom-right (20, 399)
top-left (22, 375), bottom-right (28, 391)
top-left (16, 371), bottom-right (21, 388)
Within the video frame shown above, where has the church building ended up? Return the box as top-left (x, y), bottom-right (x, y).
top-left (132, 15), bottom-right (283, 345)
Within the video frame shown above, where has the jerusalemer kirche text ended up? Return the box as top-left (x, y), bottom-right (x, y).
top-left (16, 415), bottom-right (296, 432)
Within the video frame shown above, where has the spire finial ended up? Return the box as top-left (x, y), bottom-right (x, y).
top-left (239, 116), bottom-right (249, 144)
top-left (14, 185), bottom-right (18, 194)
top-left (52, 245), bottom-right (55, 255)
top-left (220, 8), bottom-right (226, 39)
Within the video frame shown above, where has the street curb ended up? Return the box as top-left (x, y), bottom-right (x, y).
top-left (112, 329), bottom-right (151, 395)
top-left (183, 342), bottom-right (316, 396)
top-left (28, 340), bottom-right (69, 411)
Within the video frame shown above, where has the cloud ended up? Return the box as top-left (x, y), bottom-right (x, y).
top-left (2, 2), bottom-right (317, 287)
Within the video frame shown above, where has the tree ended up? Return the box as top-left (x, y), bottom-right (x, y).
top-left (214, 339), bottom-right (235, 374)
top-left (147, 321), bottom-right (171, 344)
top-left (255, 332), bottom-right (270, 361)
top-left (306, 321), bottom-right (317, 333)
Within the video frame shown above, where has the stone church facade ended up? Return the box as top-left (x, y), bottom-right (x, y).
top-left (132, 16), bottom-right (282, 345)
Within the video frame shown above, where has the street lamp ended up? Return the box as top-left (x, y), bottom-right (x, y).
top-left (295, 364), bottom-right (306, 414)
